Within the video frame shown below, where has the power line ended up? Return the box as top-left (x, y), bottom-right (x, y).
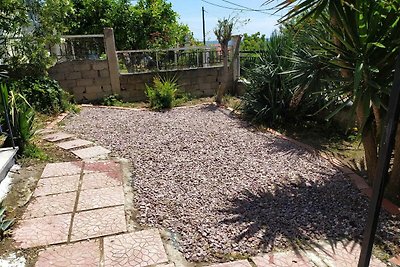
top-left (201, 0), bottom-right (280, 16)
top-left (220, 0), bottom-right (271, 12)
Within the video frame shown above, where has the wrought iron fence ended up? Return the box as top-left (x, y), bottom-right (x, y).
top-left (117, 46), bottom-right (230, 74)
top-left (50, 34), bottom-right (106, 62)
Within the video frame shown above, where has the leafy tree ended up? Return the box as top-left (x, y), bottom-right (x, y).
top-left (1, 0), bottom-right (73, 77)
top-left (66, 0), bottom-right (192, 50)
top-left (241, 32), bottom-right (268, 51)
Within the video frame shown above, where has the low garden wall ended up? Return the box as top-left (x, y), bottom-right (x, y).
top-left (120, 66), bottom-right (227, 102)
top-left (49, 60), bottom-right (112, 102)
top-left (50, 60), bottom-right (231, 103)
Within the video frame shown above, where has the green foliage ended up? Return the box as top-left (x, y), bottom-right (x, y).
top-left (1, 0), bottom-right (73, 78)
top-left (241, 32), bottom-right (268, 51)
top-left (0, 83), bottom-right (35, 151)
top-left (214, 17), bottom-right (234, 50)
top-left (22, 143), bottom-right (49, 160)
top-left (145, 76), bottom-right (178, 110)
top-left (101, 94), bottom-right (124, 106)
top-left (66, 0), bottom-right (192, 50)
top-left (240, 31), bottom-right (295, 125)
top-left (10, 77), bottom-right (72, 114)
top-left (0, 202), bottom-right (14, 241)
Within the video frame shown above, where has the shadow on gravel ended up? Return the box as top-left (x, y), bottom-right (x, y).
top-left (219, 175), bottom-right (400, 257)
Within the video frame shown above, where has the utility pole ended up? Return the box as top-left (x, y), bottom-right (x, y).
top-left (202, 6), bottom-right (206, 46)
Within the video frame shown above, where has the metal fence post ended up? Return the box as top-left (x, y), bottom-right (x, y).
top-left (104, 28), bottom-right (121, 94)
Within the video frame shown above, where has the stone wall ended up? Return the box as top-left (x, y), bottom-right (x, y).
top-left (49, 60), bottom-right (112, 102)
top-left (120, 66), bottom-right (227, 102)
top-left (50, 60), bottom-right (231, 103)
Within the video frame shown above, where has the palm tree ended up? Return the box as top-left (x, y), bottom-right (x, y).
top-left (266, 0), bottom-right (400, 200)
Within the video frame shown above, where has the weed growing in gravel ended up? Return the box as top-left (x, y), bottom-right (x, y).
top-left (145, 76), bottom-right (178, 110)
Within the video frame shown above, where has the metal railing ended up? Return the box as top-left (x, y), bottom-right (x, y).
top-left (117, 46), bottom-right (231, 74)
top-left (50, 34), bottom-right (106, 62)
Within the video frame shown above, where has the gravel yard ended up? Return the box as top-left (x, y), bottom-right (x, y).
top-left (64, 105), bottom-right (400, 262)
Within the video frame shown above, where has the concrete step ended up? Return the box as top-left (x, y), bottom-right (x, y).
top-left (0, 147), bottom-right (18, 183)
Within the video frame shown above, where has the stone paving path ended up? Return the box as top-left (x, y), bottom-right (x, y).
top-left (10, 130), bottom-right (390, 266)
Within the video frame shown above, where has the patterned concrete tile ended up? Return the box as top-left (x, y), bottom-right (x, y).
top-left (13, 214), bottom-right (71, 248)
top-left (103, 229), bottom-right (168, 267)
top-left (252, 252), bottom-right (312, 267)
top-left (84, 160), bottom-right (122, 176)
top-left (70, 206), bottom-right (127, 241)
top-left (72, 146), bottom-right (111, 160)
top-left (81, 172), bottom-right (123, 190)
top-left (34, 175), bottom-right (80, 196)
top-left (77, 187), bottom-right (125, 211)
top-left (41, 162), bottom-right (82, 178)
top-left (35, 240), bottom-right (100, 267)
top-left (56, 139), bottom-right (93, 150)
top-left (305, 241), bottom-right (386, 267)
top-left (206, 260), bottom-right (252, 267)
top-left (389, 255), bottom-right (400, 266)
top-left (43, 132), bottom-right (74, 142)
top-left (23, 192), bottom-right (76, 219)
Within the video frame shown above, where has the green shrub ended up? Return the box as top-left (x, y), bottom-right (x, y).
top-left (1, 83), bottom-right (35, 151)
top-left (145, 76), bottom-right (178, 110)
top-left (101, 94), bottom-right (123, 106)
top-left (10, 77), bottom-right (73, 114)
top-left (240, 31), bottom-right (294, 126)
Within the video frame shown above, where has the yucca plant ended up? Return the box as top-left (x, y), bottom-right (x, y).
top-left (0, 202), bottom-right (14, 240)
top-left (145, 76), bottom-right (178, 110)
top-left (0, 83), bottom-right (35, 151)
top-left (240, 30), bottom-right (295, 126)
top-left (267, 0), bottom-right (400, 198)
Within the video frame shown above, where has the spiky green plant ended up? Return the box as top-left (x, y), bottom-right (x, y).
top-left (0, 202), bottom-right (14, 240)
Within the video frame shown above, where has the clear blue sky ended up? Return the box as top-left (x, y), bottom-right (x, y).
top-left (166, 0), bottom-right (284, 41)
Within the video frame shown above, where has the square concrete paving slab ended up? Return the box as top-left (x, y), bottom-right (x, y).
top-left (43, 132), bottom-right (75, 142)
top-left (77, 186), bottom-right (125, 211)
top-left (56, 139), bottom-right (93, 150)
top-left (41, 162), bottom-right (82, 178)
top-left (72, 146), bottom-right (111, 160)
top-left (81, 172), bottom-right (123, 190)
top-left (305, 241), bottom-right (386, 267)
top-left (103, 229), bottom-right (168, 267)
top-left (34, 175), bottom-right (80, 197)
top-left (13, 214), bottom-right (71, 248)
top-left (206, 260), bottom-right (252, 267)
top-left (252, 252), bottom-right (312, 267)
top-left (71, 206), bottom-right (127, 241)
top-left (35, 240), bottom-right (100, 267)
top-left (84, 160), bottom-right (122, 175)
top-left (36, 128), bottom-right (56, 135)
top-left (23, 192), bottom-right (77, 219)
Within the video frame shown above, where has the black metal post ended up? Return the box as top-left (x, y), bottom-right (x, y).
top-left (202, 6), bottom-right (206, 46)
top-left (1, 85), bottom-right (15, 149)
top-left (358, 53), bottom-right (400, 266)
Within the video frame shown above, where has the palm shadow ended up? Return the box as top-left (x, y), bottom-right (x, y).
top-left (219, 174), bottom-right (400, 257)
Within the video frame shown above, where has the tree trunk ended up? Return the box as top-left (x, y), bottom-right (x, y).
top-left (386, 123), bottom-right (400, 202)
top-left (356, 102), bottom-right (378, 185)
top-left (216, 44), bottom-right (229, 105)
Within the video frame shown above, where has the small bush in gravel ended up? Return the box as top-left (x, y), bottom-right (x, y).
top-left (145, 76), bottom-right (178, 110)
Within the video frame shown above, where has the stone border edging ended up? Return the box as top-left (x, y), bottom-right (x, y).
top-left (224, 106), bottom-right (400, 216)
